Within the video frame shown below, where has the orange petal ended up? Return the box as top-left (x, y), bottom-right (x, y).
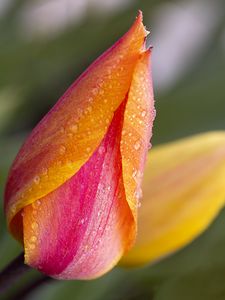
top-left (5, 12), bottom-right (148, 240)
top-left (23, 103), bottom-right (134, 279)
top-left (120, 49), bottom-right (155, 237)
top-left (22, 49), bottom-right (155, 279)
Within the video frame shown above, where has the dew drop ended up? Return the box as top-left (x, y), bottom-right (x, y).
top-left (152, 108), bottom-right (156, 119)
top-left (136, 170), bottom-right (143, 180)
top-left (103, 99), bottom-right (108, 103)
top-left (92, 88), bottom-right (98, 95)
top-left (136, 200), bottom-right (142, 208)
top-left (33, 176), bottom-right (40, 184)
top-left (67, 133), bottom-right (73, 138)
top-left (134, 141), bottom-right (141, 150)
top-left (29, 243), bottom-right (36, 250)
top-left (30, 236), bottom-right (37, 243)
top-left (57, 160), bottom-right (62, 166)
top-left (36, 200), bottom-right (41, 206)
top-left (135, 188), bottom-right (143, 200)
top-left (132, 170), bottom-right (137, 178)
top-left (141, 110), bottom-right (146, 117)
top-left (80, 218), bottom-right (85, 225)
top-left (42, 167), bottom-right (48, 175)
top-left (86, 147), bottom-right (91, 153)
top-left (31, 222), bottom-right (39, 230)
top-left (70, 124), bottom-right (78, 133)
top-left (59, 145), bottom-right (66, 155)
top-left (98, 146), bottom-right (105, 155)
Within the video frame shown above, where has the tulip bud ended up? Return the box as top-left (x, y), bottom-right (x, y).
top-left (122, 132), bottom-right (225, 266)
top-left (4, 12), bottom-right (155, 279)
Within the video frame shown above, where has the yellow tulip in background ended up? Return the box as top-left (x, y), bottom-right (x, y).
top-left (123, 131), bottom-right (225, 265)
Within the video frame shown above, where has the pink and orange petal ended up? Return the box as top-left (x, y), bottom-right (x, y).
top-left (5, 11), bottom-right (149, 239)
top-left (5, 12), bottom-right (155, 279)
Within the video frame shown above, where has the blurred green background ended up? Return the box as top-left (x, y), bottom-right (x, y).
top-left (0, 0), bottom-right (225, 299)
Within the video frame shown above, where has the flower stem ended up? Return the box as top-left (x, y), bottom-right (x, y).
top-left (0, 252), bottom-right (29, 294)
top-left (9, 276), bottom-right (53, 300)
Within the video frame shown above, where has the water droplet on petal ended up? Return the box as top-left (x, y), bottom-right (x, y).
top-left (98, 146), bottom-right (105, 155)
top-left (70, 124), bottom-right (78, 133)
top-left (141, 110), bottom-right (146, 117)
top-left (30, 236), bottom-right (37, 242)
top-left (42, 167), bottom-right (48, 175)
top-left (31, 222), bottom-right (39, 230)
top-left (33, 176), bottom-right (40, 184)
top-left (86, 147), bottom-right (91, 153)
top-left (136, 200), bottom-right (142, 208)
top-left (135, 188), bottom-right (143, 201)
top-left (134, 141), bottom-right (141, 150)
top-left (132, 170), bottom-right (137, 178)
top-left (59, 145), bottom-right (66, 155)
top-left (80, 218), bottom-right (85, 225)
top-left (29, 243), bottom-right (36, 250)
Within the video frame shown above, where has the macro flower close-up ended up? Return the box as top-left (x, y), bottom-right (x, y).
top-left (4, 11), bottom-right (155, 280)
top-left (0, 1), bottom-right (225, 300)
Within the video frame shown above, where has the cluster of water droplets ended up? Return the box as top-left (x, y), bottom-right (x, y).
top-left (132, 168), bottom-right (144, 208)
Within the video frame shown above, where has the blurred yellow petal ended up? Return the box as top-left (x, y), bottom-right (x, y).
top-left (121, 131), bottom-right (225, 265)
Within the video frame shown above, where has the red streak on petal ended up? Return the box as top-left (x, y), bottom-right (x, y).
top-left (23, 101), bottom-right (134, 279)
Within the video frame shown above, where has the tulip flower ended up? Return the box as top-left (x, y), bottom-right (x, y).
top-left (122, 131), bottom-right (225, 266)
top-left (4, 12), bottom-right (155, 279)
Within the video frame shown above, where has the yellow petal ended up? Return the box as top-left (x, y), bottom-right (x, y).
top-left (121, 131), bottom-right (225, 265)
